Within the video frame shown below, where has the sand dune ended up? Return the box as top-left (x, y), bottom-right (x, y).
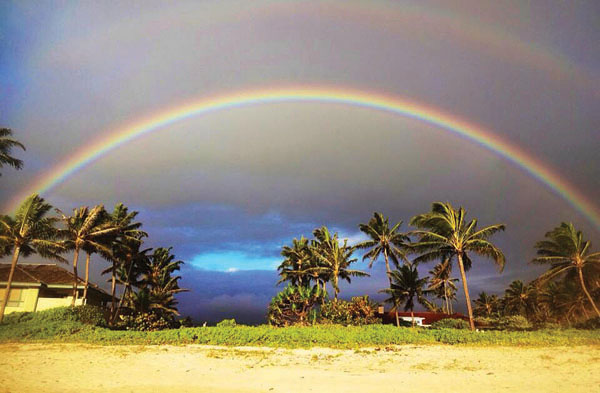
top-left (1, 343), bottom-right (599, 392)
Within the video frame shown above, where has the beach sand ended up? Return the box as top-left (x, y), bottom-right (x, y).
top-left (1, 343), bottom-right (599, 392)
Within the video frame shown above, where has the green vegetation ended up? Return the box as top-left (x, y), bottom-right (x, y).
top-left (0, 194), bottom-right (187, 328)
top-left (319, 296), bottom-right (379, 326)
top-left (0, 128), bottom-right (25, 176)
top-left (1, 307), bottom-right (599, 348)
top-left (0, 194), bottom-right (65, 322)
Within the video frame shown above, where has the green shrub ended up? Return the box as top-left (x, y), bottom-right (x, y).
top-left (179, 316), bottom-right (194, 328)
top-left (534, 321), bottom-right (562, 330)
top-left (430, 318), bottom-right (470, 330)
top-left (2, 315), bottom-right (600, 347)
top-left (575, 317), bottom-right (600, 330)
top-left (118, 313), bottom-right (173, 331)
top-left (267, 285), bottom-right (325, 327)
top-left (74, 305), bottom-right (108, 327)
top-left (319, 296), bottom-right (379, 326)
top-left (476, 315), bottom-right (532, 331)
top-left (216, 319), bottom-right (237, 327)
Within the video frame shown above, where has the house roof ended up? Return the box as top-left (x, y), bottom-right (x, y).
top-left (0, 263), bottom-right (110, 296)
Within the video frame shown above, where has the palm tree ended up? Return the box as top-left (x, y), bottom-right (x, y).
top-left (410, 202), bottom-right (506, 330)
top-left (0, 128), bottom-right (25, 176)
top-left (0, 194), bottom-right (64, 322)
top-left (132, 247), bottom-right (188, 318)
top-left (58, 205), bottom-right (118, 306)
top-left (502, 280), bottom-right (537, 318)
top-left (474, 291), bottom-right (500, 318)
top-left (380, 263), bottom-right (430, 326)
top-left (356, 212), bottom-right (409, 326)
top-left (532, 222), bottom-right (600, 317)
top-left (278, 237), bottom-right (312, 287)
top-left (105, 204), bottom-right (146, 318)
top-left (311, 226), bottom-right (369, 301)
top-left (110, 242), bottom-right (151, 321)
top-left (427, 257), bottom-right (458, 314)
top-left (537, 281), bottom-right (563, 323)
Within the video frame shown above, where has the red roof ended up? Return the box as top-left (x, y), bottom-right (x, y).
top-left (380, 311), bottom-right (470, 325)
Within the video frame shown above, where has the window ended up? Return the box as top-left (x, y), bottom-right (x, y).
top-left (0, 288), bottom-right (24, 307)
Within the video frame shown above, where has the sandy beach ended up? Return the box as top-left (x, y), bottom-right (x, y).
top-left (1, 343), bottom-right (599, 393)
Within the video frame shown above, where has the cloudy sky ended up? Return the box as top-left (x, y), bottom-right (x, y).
top-left (1, 1), bottom-right (599, 323)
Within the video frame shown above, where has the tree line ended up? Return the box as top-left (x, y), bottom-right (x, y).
top-left (0, 194), bottom-right (187, 325)
top-left (276, 208), bottom-right (600, 330)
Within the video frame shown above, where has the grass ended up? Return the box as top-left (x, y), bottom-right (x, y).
top-left (1, 307), bottom-right (599, 348)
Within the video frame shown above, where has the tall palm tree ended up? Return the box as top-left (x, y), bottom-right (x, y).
top-left (0, 128), bottom-right (25, 176)
top-left (532, 222), bottom-right (600, 317)
top-left (277, 237), bottom-right (312, 287)
top-left (133, 247), bottom-right (188, 318)
top-left (0, 194), bottom-right (64, 322)
top-left (474, 291), bottom-right (500, 318)
top-left (380, 263), bottom-right (430, 326)
top-left (110, 242), bottom-right (151, 321)
top-left (427, 257), bottom-right (458, 314)
top-left (311, 226), bottom-right (369, 301)
top-left (58, 205), bottom-right (117, 306)
top-left (410, 202), bottom-right (506, 330)
top-left (105, 204), bottom-right (146, 318)
top-left (356, 212), bottom-right (409, 326)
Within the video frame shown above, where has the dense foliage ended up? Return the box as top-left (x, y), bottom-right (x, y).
top-left (1, 308), bottom-right (599, 347)
top-left (267, 285), bottom-right (325, 327)
top-left (430, 318), bottom-right (470, 330)
top-left (319, 296), bottom-right (380, 325)
top-left (0, 192), bottom-right (188, 329)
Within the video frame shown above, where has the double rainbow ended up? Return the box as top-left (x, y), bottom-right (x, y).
top-left (6, 86), bottom-right (599, 229)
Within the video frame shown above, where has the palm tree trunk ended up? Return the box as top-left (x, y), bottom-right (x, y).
top-left (83, 252), bottom-right (91, 303)
top-left (0, 246), bottom-right (21, 323)
top-left (71, 247), bottom-right (80, 307)
top-left (444, 281), bottom-right (449, 314)
top-left (112, 260), bottom-right (135, 324)
top-left (411, 309), bottom-right (415, 327)
top-left (110, 262), bottom-right (117, 321)
top-left (383, 250), bottom-right (400, 327)
top-left (457, 253), bottom-right (475, 331)
top-left (113, 284), bottom-right (130, 323)
top-left (333, 275), bottom-right (339, 302)
top-left (578, 266), bottom-right (600, 318)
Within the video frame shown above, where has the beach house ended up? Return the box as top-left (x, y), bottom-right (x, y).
top-left (0, 263), bottom-right (112, 315)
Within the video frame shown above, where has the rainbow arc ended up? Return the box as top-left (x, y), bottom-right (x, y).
top-left (5, 86), bottom-right (599, 229)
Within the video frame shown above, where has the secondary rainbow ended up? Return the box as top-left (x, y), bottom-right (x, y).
top-left (6, 86), bottom-right (600, 229)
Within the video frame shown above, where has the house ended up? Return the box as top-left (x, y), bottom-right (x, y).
top-left (0, 263), bottom-right (113, 315)
top-left (377, 307), bottom-right (470, 327)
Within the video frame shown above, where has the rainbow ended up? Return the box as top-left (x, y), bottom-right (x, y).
top-left (5, 86), bottom-right (600, 229)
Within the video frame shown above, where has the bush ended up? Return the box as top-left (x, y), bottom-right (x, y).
top-left (74, 305), bottom-right (108, 327)
top-left (319, 296), bottom-right (379, 326)
top-left (430, 318), bottom-right (470, 330)
top-left (179, 316), bottom-right (194, 328)
top-left (216, 319), bottom-right (237, 327)
top-left (476, 315), bottom-right (532, 331)
top-left (575, 317), bottom-right (600, 330)
top-left (268, 285), bottom-right (325, 327)
top-left (2, 305), bottom-right (106, 327)
top-left (118, 313), bottom-right (173, 331)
